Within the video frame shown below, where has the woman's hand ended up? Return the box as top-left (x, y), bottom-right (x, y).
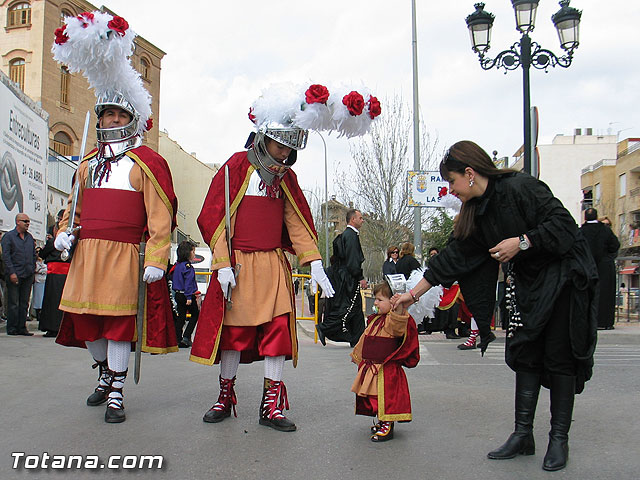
top-left (391, 292), bottom-right (414, 311)
top-left (186, 299), bottom-right (192, 306)
top-left (489, 236), bottom-right (522, 263)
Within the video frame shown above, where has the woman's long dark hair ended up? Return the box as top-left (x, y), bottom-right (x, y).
top-left (177, 241), bottom-right (194, 263)
top-left (439, 141), bottom-right (517, 240)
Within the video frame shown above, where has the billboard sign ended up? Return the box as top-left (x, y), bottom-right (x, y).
top-left (0, 75), bottom-right (48, 241)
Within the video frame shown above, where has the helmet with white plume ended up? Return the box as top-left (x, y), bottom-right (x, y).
top-left (247, 82), bottom-right (382, 184)
top-left (52, 11), bottom-right (152, 158)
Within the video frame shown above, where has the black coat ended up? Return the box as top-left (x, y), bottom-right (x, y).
top-left (382, 259), bottom-right (397, 276)
top-left (424, 172), bottom-right (598, 393)
top-left (321, 227), bottom-right (366, 344)
top-left (395, 254), bottom-right (421, 280)
top-left (580, 222), bottom-right (620, 328)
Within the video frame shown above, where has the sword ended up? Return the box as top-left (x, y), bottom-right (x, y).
top-left (224, 165), bottom-right (241, 309)
top-left (61, 111), bottom-right (90, 261)
top-left (134, 242), bottom-right (146, 384)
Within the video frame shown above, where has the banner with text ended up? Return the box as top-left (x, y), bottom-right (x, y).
top-left (0, 79), bottom-right (48, 241)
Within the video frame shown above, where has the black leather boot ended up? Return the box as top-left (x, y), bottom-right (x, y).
top-left (203, 376), bottom-right (237, 423)
top-left (488, 371), bottom-right (541, 459)
top-left (86, 359), bottom-right (111, 406)
top-left (543, 375), bottom-right (576, 471)
top-left (104, 369), bottom-right (127, 423)
top-left (259, 378), bottom-right (296, 432)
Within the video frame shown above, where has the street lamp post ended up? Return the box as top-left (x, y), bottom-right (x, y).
top-left (465, 1), bottom-right (582, 175)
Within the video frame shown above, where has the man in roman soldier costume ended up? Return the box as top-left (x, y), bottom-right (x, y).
top-left (191, 83), bottom-right (381, 431)
top-left (51, 12), bottom-right (178, 424)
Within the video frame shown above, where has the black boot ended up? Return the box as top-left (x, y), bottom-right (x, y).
top-left (104, 369), bottom-right (127, 424)
top-left (543, 375), bottom-right (576, 471)
top-left (87, 359), bottom-right (111, 406)
top-left (488, 371), bottom-right (541, 459)
top-left (259, 378), bottom-right (296, 432)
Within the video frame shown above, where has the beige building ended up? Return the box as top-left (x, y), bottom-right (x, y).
top-left (581, 137), bottom-right (640, 285)
top-left (513, 129), bottom-right (618, 224)
top-left (1, 0), bottom-right (164, 223)
top-left (158, 130), bottom-right (218, 245)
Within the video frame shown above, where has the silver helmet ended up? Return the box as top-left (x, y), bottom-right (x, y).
top-left (248, 122), bottom-right (308, 185)
top-left (95, 90), bottom-right (142, 158)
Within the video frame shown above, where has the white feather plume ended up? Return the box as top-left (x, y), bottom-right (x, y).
top-left (406, 269), bottom-right (444, 321)
top-left (439, 193), bottom-right (462, 213)
top-left (329, 84), bottom-right (374, 138)
top-left (250, 82), bottom-right (379, 138)
top-left (51, 11), bottom-right (151, 135)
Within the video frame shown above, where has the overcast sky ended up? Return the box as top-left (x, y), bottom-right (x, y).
top-left (100, 0), bottom-right (639, 199)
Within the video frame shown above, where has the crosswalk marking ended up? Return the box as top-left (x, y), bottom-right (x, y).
top-left (416, 343), bottom-right (640, 367)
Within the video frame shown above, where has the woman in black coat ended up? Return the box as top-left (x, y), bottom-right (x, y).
top-left (394, 242), bottom-right (421, 279)
top-left (393, 140), bottom-right (597, 472)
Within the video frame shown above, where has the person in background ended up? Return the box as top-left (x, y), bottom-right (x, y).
top-left (382, 245), bottom-right (399, 276)
top-left (394, 242), bottom-right (421, 280)
top-left (580, 208), bottom-right (620, 330)
top-left (172, 241), bottom-right (200, 348)
top-left (32, 249), bottom-right (47, 323)
top-left (1, 213), bottom-right (36, 336)
top-left (39, 209), bottom-right (69, 338)
top-left (393, 140), bottom-right (598, 472)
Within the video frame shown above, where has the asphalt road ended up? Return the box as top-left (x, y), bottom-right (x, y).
top-left (0, 321), bottom-right (638, 479)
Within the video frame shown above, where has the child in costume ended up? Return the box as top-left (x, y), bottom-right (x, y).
top-left (350, 281), bottom-right (420, 442)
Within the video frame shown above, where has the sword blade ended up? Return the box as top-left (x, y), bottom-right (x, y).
top-left (224, 165), bottom-right (233, 308)
top-left (134, 242), bottom-right (146, 384)
top-left (66, 111), bottom-right (90, 233)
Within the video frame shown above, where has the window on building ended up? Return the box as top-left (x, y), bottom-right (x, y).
top-left (60, 8), bottom-right (73, 25)
top-left (53, 131), bottom-right (73, 157)
top-left (60, 67), bottom-right (70, 105)
top-left (140, 57), bottom-right (150, 81)
top-left (7, 2), bottom-right (31, 27)
top-left (9, 58), bottom-right (25, 90)
top-left (595, 183), bottom-right (601, 203)
top-left (620, 174), bottom-right (627, 197)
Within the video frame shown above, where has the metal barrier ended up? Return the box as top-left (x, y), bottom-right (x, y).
top-left (292, 273), bottom-right (320, 343)
top-left (186, 271), bottom-right (321, 343)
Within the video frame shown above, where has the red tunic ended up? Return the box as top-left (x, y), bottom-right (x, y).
top-left (351, 312), bottom-right (420, 421)
top-left (190, 152), bottom-right (319, 367)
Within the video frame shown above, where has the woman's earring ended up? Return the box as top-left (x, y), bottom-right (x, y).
top-left (469, 179), bottom-right (474, 187)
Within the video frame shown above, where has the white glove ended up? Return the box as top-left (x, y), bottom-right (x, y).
top-left (54, 232), bottom-right (75, 251)
top-left (310, 260), bottom-right (335, 298)
top-left (143, 266), bottom-right (164, 284)
top-left (218, 267), bottom-right (236, 298)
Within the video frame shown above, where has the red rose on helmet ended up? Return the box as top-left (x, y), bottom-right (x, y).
top-left (77, 12), bottom-right (94, 28)
top-left (342, 91), bottom-right (365, 116)
top-left (108, 16), bottom-right (129, 36)
top-left (368, 95), bottom-right (381, 119)
top-left (248, 107), bottom-right (257, 124)
top-left (54, 25), bottom-right (69, 45)
top-left (305, 84), bottom-right (330, 105)
top-left (145, 118), bottom-right (153, 131)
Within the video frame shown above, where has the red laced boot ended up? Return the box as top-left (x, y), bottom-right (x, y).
top-left (203, 376), bottom-right (237, 423)
top-left (458, 329), bottom-right (479, 350)
top-left (371, 421), bottom-right (394, 442)
top-left (259, 378), bottom-right (296, 432)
